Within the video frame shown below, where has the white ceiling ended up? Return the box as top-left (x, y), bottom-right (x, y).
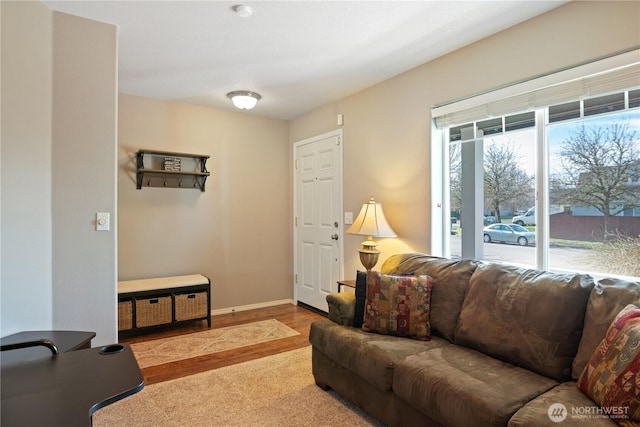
top-left (43, 1), bottom-right (568, 120)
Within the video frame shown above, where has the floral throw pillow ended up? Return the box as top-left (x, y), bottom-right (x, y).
top-left (578, 304), bottom-right (640, 423)
top-left (362, 271), bottom-right (433, 341)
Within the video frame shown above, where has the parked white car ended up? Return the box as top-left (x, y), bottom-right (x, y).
top-left (512, 205), bottom-right (563, 226)
top-left (512, 207), bottom-right (535, 226)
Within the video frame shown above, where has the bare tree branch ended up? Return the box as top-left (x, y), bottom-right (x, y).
top-left (555, 119), bottom-right (640, 233)
top-left (484, 141), bottom-right (534, 222)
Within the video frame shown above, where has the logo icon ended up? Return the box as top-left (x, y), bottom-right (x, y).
top-left (548, 403), bottom-right (567, 423)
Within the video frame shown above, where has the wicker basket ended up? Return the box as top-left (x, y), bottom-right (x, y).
top-left (135, 296), bottom-right (172, 328)
top-left (175, 292), bottom-right (208, 321)
top-left (118, 300), bottom-right (133, 331)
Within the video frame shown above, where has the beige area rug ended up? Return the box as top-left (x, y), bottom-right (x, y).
top-left (93, 346), bottom-right (385, 427)
top-left (131, 319), bottom-right (300, 368)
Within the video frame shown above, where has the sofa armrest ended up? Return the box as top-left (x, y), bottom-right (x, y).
top-left (326, 292), bottom-right (356, 326)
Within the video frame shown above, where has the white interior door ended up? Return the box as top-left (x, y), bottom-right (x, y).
top-left (294, 130), bottom-right (343, 312)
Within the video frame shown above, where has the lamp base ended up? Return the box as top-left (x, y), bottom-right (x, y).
top-left (358, 249), bottom-right (380, 271)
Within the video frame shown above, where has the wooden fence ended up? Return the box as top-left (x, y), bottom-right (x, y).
top-left (550, 214), bottom-right (640, 241)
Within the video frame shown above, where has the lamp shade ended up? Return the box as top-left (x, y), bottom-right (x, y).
top-left (345, 197), bottom-right (397, 238)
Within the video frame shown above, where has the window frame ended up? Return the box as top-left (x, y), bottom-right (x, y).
top-left (431, 50), bottom-right (640, 270)
top-left (432, 89), bottom-right (640, 276)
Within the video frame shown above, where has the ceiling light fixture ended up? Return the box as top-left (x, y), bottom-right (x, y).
top-left (233, 5), bottom-right (253, 18)
top-left (226, 91), bottom-right (261, 110)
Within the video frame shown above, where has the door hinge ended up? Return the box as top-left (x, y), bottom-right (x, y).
top-left (295, 274), bottom-right (298, 284)
top-left (295, 217), bottom-right (298, 227)
top-left (295, 159), bottom-right (298, 170)
top-left (337, 136), bottom-right (341, 145)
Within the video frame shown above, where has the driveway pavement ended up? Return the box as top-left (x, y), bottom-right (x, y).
top-left (449, 234), bottom-right (595, 273)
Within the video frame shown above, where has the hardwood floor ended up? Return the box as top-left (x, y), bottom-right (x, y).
top-left (119, 304), bottom-right (326, 385)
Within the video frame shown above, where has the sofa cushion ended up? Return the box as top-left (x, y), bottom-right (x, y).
top-left (455, 263), bottom-right (594, 382)
top-left (393, 345), bottom-right (557, 427)
top-left (572, 278), bottom-right (640, 379)
top-left (308, 319), bottom-right (449, 392)
top-left (578, 304), bottom-right (640, 422)
top-left (509, 382), bottom-right (617, 426)
top-left (381, 253), bottom-right (477, 342)
top-left (362, 271), bottom-right (433, 340)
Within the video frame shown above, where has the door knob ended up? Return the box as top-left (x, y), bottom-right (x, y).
top-left (331, 234), bottom-right (339, 241)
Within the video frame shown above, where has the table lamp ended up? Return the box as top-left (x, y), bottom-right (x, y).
top-left (345, 197), bottom-right (397, 270)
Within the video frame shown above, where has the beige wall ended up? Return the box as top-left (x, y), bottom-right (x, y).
top-left (118, 95), bottom-right (291, 310)
top-left (1, 0), bottom-right (53, 333)
top-left (1, 3), bottom-right (118, 345)
top-left (51, 12), bottom-right (118, 344)
top-left (290, 0), bottom-right (640, 277)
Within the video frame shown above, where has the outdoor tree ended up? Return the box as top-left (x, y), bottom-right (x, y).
top-left (556, 119), bottom-right (640, 235)
top-left (484, 141), bottom-right (534, 223)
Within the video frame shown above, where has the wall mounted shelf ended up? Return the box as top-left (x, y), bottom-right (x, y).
top-left (136, 149), bottom-right (210, 191)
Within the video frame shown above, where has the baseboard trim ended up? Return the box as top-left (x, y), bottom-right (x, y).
top-left (210, 299), bottom-right (295, 316)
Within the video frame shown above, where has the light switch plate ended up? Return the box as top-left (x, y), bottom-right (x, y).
top-left (96, 212), bottom-right (110, 231)
top-left (344, 212), bottom-right (353, 225)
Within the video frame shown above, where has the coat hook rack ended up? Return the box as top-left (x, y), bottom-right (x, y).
top-left (135, 149), bottom-right (210, 192)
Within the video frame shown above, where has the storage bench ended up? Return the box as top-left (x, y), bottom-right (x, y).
top-left (118, 274), bottom-right (211, 331)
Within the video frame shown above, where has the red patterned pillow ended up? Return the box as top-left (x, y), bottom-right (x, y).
top-left (362, 271), bottom-right (433, 341)
top-left (578, 304), bottom-right (640, 423)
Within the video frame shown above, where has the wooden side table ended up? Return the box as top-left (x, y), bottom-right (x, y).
top-left (337, 279), bottom-right (356, 293)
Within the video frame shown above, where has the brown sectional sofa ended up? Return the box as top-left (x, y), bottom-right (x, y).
top-left (309, 253), bottom-right (640, 427)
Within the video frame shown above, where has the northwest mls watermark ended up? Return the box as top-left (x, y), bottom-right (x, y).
top-left (548, 403), bottom-right (630, 423)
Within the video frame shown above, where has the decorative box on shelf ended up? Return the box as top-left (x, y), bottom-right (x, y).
top-left (135, 296), bottom-right (173, 328)
top-left (174, 291), bottom-right (208, 322)
top-left (118, 300), bottom-right (133, 331)
top-left (163, 157), bottom-right (182, 172)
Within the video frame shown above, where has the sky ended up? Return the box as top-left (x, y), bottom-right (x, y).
top-left (483, 110), bottom-right (640, 177)
top-left (547, 111), bottom-right (640, 175)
